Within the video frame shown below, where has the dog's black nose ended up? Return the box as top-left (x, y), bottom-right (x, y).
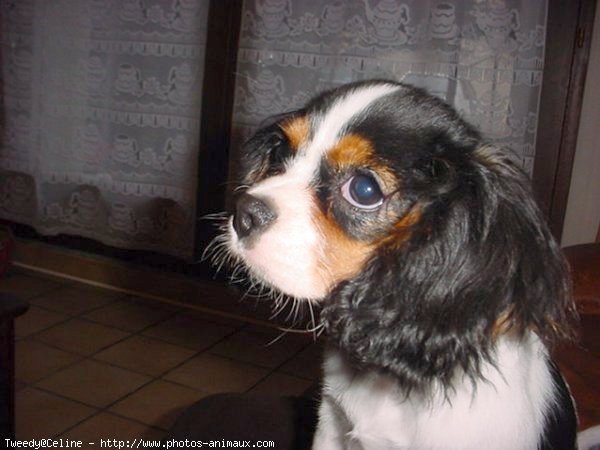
top-left (233, 193), bottom-right (276, 239)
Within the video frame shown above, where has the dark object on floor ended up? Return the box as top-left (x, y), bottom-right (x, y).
top-left (167, 389), bottom-right (319, 450)
top-left (0, 294), bottom-right (29, 438)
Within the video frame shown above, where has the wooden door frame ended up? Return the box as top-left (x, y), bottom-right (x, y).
top-left (193, 0), bottom-right (243, 260)
top-left (533, 0), bottom-right (597, 241)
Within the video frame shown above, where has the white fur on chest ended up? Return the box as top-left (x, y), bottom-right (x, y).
top-left (315, 334), bottom-right (555, 450)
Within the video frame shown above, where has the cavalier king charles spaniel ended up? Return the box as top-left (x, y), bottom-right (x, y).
top-left (215, 80), bottom-right (577, 449)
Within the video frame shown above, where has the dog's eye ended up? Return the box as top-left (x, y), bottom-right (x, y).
top-left (266, 133), bottom-right (284, 149)
top-left (266, 133), bottom-right (289, 173)
top-left (341, 174), bottom-right (384, 210)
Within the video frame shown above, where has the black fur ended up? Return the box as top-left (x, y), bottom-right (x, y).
top-left (315, 81), bottom-right (575, 393)
top-left (239, 111), bottom-right (305, 185)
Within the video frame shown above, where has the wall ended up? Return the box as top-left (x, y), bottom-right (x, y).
top-left (561, 4), bottom-right (600, 246)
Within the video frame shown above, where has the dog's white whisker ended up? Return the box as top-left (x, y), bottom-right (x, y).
top-left (284, 297), bottom-right (297, 323)
top-left (269, 295), bottom-right (290, 320)
top-left (265, 330), bottom-right (289, 347)
top-left (291, 297), bottom-right (302, 325)
top-left (307, 300), bottom-right (318, 341)
top-left (275, 322), bottom-right (324, 335)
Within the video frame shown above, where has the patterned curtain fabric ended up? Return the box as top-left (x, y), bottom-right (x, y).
top-left (0, 0), bottom-right (208, 258)
top-left (231, 0), bottom-right (547, 177)
top-left (1, 0), bottom-right (548, 259)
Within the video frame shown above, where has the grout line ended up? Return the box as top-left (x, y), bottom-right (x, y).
top-left (16, 315), bottom-right (75, 342)
top-left (235, 330), bottom-right (317, 393)
top-left (20, 385), bottom-right (101, 438)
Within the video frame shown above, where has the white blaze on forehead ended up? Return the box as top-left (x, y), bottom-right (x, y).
top-left (297, 82), bottom-right (400, 175)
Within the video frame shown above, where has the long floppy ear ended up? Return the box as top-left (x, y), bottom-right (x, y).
top-left (237, 110), bottom-right (306, 186)
top-left (322, 144), bottom-right (575, 392)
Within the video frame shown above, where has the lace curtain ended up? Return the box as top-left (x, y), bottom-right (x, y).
top-left (1, 0), bottom-right (548, 260)
top-left (231, 0), bottom-right (547, 177)
top-left (0, 0), bottom-right (208, 258)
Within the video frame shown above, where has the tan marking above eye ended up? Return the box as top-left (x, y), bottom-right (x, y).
top-left (327, 133), bottom-right (374, 168)
top-left (281, 116), bottom-right (310, 151)
top-left (327, 133), bottom-right (398, 191)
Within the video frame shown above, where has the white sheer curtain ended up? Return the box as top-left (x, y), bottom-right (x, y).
top-left (0, 0), bottom-right (209, 258)
top-left (231, 0), bottom-right (547, 176)
top-left (1, 0), bottom-right (549, 260)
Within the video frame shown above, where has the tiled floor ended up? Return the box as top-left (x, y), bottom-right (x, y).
top-left (2, 270), bottom-right (322, 441)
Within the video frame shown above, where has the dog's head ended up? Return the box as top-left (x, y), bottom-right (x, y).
top-left (219, 80), bottom-right (574, 389)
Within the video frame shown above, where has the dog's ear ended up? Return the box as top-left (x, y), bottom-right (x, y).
top-left (322, 144), bottom-right (575, 391)
top-left (238, 110), bottom-right (305, 185)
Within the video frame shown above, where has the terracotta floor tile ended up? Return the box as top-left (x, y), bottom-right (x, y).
top-left (209, 327), bottom-right (308, 369)
top-left (279, 342), bottom-right (324, 380)
top-left (61, 412), bottom-right (164, 442)
top-left (83, 300), bottom-right (174, 332)
top-left (15, 306), bottom-right (68, 338)
top-left (142, 312), bottom-right (236, 350)
top-left (35, 318), bottom-right (129, 355)
top-left (36, 359), bottom-right (151, 408)
top-left (30, 285), bottom-right (121, 315)
top-left (163, 353), bottom-right (269, 393)
top-left (16, 387), bottom-right (96, 439)
top-left (16, 338), bottom-right (81, 383)
top-left (0, 272), bottom-right (63, 300)
top-left (110, 380), bottom-right (210, 430)
top-left (249, 372), bottom-right (314, 397)
top-left (94, 335), bottom-right (195, 376)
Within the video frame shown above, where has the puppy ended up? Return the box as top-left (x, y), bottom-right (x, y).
top-left (218, 80), bottom-right (577, 449)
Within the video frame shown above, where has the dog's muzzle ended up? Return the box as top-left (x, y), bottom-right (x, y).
top-left (233, 193), bottom-right (277, 240)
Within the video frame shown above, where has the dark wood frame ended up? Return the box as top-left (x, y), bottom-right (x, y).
top-left (193, 0), bottom-right (243, 256)
top-left (533, 0), bottom-right (597, 240)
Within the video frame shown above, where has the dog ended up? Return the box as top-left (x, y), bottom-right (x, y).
top-left (216, 80), bottom-right (577, 449)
